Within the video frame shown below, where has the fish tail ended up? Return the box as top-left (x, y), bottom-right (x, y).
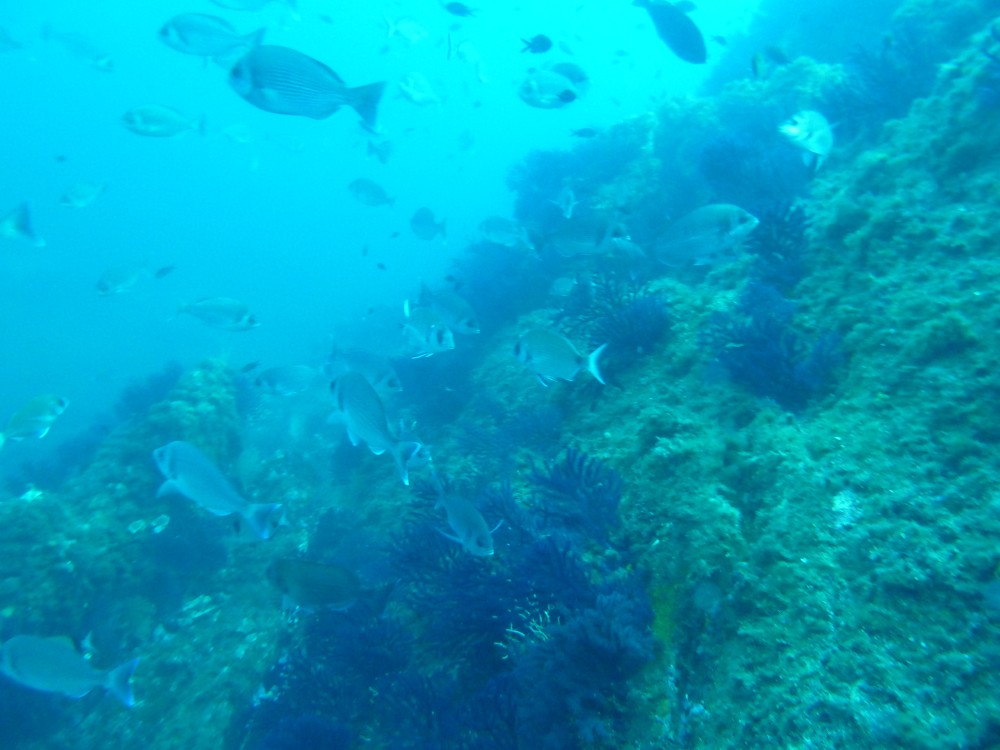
top-left (392, 441), bottom-right (422, 486)
top-left (248, 27), bottom-right (266, 48)
top-left (438, 217), bottom-right (448, 240)
top-left (194, 114), bottom-right (207, 137)
top-left (0, 433), bottom-right (5, 452)
top-left (105, 657), bottom-right (139, 708)
top-left (347, 81), bottom-right (386, 130)
top-left (243, 503), bottom-right (284, 540)
top-left (587, 343), bottom-right (608, 385)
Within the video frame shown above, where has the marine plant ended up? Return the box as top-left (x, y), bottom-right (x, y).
top-left (744, 202), bottom-right (811, 291)
top-left (976, 24), bottom-right (1000, 108)
top-left (701, 283), bottom-right (843, 411)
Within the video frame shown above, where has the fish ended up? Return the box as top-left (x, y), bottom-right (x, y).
top-left (571, 127), bottom-right (599, 138)
top-left (779, 110), bottom-right (834, 169)
top-left (0, 202), bottom-right (45, 248)
top-left (0, 395), bottom-right (68, 451)
top-left (416, 283), bottom-right (480, 335)
top-left (522, 34), bottom-right (552, 54)
top-left (518, 68), bottom-right (578, 108)
top-left (444, 2), bottom-right (477, 17)
top-left (0, 26), bottom-right (23, 53)
top-left (367, 139), bottom-right (393, 164)
top-left (324, 348), bottom-right (403, 398)
top-left (42, 26), bottom-right (114, 71)
top-left (514, 329), bottom-right (606, 386)
top-left (153, 264), bottom-right (176, 279)
top-left (431, 477), bottom-right (498, 557)
top-left (178, 297), bottom-right (258, 331)
top-left (95, 262), bottom-right (151, 296)
top-left (60, 181), bottom-right (106, 208)
top-left (121, 105), bottom-right (204, 138)
top-left (267, 558), bottom-right (361, 610)
top-left (410, 207), bottom-right (446, 241)
top-left (653, 204), bottom-right (759, 266)
top-left (153, 440), bottom-right (283, 539)
top-left (0, 635), bottom-right (137, 707)
top-left (551, 185), bottom-right (579, 219)
top-left (229, 45), bottom-right (385, 128)
top-left (348, 178), bottom-right (394, 207)
top-left (403, 302), bottom-right (456, 358)
top-left (159, 13), bottom-right (264, 63)
top-left (254, 365), bottom-right (319, 396)
top-left (383, 16), bottom-right (428, 44)
top-left (633, 0), bottom-right (707, 64)
top-left (329, 371), bottom-right (421, 485)
top-left (478, 216), bottom-right (532, 248)
top-left (398, 72), bottom-right (441, 106)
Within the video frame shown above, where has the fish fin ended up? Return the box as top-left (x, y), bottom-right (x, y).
top-left (156, 480), bottom-right (180, 498)
top-left (348, 81), bottom-right (387, 130)
top-left (535, 374), bottom-right (552, 388)
top-left (243, 503), bottom-right (283, 540)
top-left (403, 298), bottom-right (412, 318)
top-left (369, 445), bottom-right (386, 456)
top-left (105, 658), bottom-right (139, 708)
top-left (435, 527), bottom-right (463, 546)
top-left (411, 351), bottom-right (433, 359)
top-left (587, 343), bottom-right (608, 385)
top-left (194, 115), bottom-right (207, 137)
top-left (346, 428), bottom-right (360, 447)
top-left (0, 433), bottom-right (5, 452)
top-left (392, 441), bottom-right (421, 485)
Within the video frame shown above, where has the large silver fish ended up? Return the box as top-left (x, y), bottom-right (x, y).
top-left (779, 110), bottom-right (834, 169)
top-left (153, 441), bottom-right (282, 539)
top-left (329, 372), bottom-right (421, 485)
top-left (514, 329), bottom-right (606, 386)
top-left (431, 476), bottom-right (498, 557)
top-left (229, 45), bottom-right (385, 128)
top-left (0, 635), bottom-right (137, 707)
top-left (121, 105), bottom-right (204, 138)
top-left (178, 297), bottom-right (258, 331)
top-left (0, 395), bottom-right (68, 451)
top-left (653, 204), bottom-right (758, 266)
top-left (402, 302), bottom-right (455, 358)
top-left (159, 13), bottom-right (264, 62)
top-left (324, 348), bottom-right (402, 398)
top-left (416, 283), bottom-right (480, 335)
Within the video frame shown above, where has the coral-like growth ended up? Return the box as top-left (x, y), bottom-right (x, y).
top-left (745, 203), bottom-right (811, 291)
top-left (702, 283), bottom-right (843, 411)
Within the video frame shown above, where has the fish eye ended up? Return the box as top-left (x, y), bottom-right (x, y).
top-left (559, 90), bottom-right (577, 103)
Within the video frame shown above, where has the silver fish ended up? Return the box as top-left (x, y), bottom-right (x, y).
top-left (653, 204), bottom-right (758, 266)
top-left (403, 302), bottom-right (455, 358)
top-left (410, 207), bottom-right (446, 241)
top-left (383, 16), bottom-right (428, 44)
top-left (96, 263), bottom-right (149, 296)
top-left (324, 348), bottom-right (402, 398)
top-left (550, 185), bottom-right (579, 219)
top-left (348, 178), bottom-right (394, 207)
top-left (417, 283), bottom-right (480, 335)
top-left (0, 395), bottom-right (68, 451)
top-left (779, 110), bottom-right (834, 169)
top-left (43, 26), bottom-right (114, 71)
top-left (398, 72), bottom-right (441, 105)
top-left (0, 202), bottom-right (45, 247)
top-left (432, 477), bottom-right (498, 557)
top-left (154, 440), bottom-right (283, 540)
top-left (254, 365), bottom-right (319, 395)
top-left (514, 329), bottom-right (606, 386)
top-left (329, 372), bottom-right (421, 485)
top-left (60, 181), bottom-right (105, 208)
top-left (478, 216), bottom-right (531, 249)
top-left (229, 45), bottom-right (385, 128)
top-left (518, 68), bottom-right (579, 109)
top-left (178, 297), bottom-right (258, 331)
top-left (0, 635), bottom-right (137, 706)
top-left (159, 13), bottom-right (264, 62)
top-left (122, 105), bottom-right (204, 138)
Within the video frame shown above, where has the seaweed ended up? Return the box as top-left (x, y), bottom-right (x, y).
top-left (744, 202), bottom-right (811, 292)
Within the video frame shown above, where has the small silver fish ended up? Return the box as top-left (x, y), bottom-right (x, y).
top-left (478, 216), bottom-right (532, 249)
top-left (154, 440), bottom-right (283, 539)
top-left (653, 204), bottom-right (758, 266)
top-left (410, 207), bottom-right (446, 241)
top-left (96, 262), bottom-right (149, 296)
top-left (60, 181), bottom-right (106, 208)
top-left (779, 110), bottom-right (834, 169)
top-left (432, 478), bottom-right (498, 557)
top-left (178, 297), bottom-right (258, 331)
top-left (329, 372), bottom-right (421, 485)
top-left (417, 283), bottom-right (480, 335)
top-left (122, 105), bottom-right (204, 138)
top-left (550, 185), bottom-right (579, 219)
top-left (514, 329), bottom-right (606, 386)
top-left (0, 635), bottom-right (137, 707)
top-left (0, 202), bottom-right (45, 247)
top-left (254, 365), bottom-right (319, 396)
top-left (43, 26), bottom-right (114, 71)
top-left (398, 72), bottom-right (441, 105)
top-left (159, 13), bottom-right (264, 62)
top-left (403, 302), bottom-right (456, 358)
top-left (348, 178), bottom-right (395, 207)
top-left (0, 395), bottom-right (68, 451)
top-left (384, 16), bottom-right (428, 44)
top-left (519, 68), bottom-right (579, 109)
top-left (229, 45), bottom-right (385, 128)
